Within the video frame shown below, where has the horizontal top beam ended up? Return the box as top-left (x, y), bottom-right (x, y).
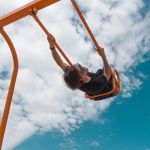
top-left (0, 0), bottom-right (60, 27)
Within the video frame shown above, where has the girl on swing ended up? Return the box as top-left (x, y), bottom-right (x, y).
top-left (47, 36), bottom-right (116, 100)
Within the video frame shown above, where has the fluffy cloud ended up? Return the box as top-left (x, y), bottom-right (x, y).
top-left (0, 0), bottom-right (149, 149)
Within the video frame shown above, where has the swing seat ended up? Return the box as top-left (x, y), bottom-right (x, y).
top-left (84, 69), bottom-right (120, 101)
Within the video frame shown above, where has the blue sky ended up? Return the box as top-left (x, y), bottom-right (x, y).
top-left (0, 0), bottom-right (150, 150)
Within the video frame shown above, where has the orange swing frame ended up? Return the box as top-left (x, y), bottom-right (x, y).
top-left (0, 0), bottom-right (120, 148)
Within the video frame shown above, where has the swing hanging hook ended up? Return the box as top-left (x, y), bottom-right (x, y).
top-left (29, 7), bottom-right (38, 16)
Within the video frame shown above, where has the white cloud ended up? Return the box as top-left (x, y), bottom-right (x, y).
top-left (90, 140), bottom-right (100, 148)
top-left (0, 0), bottom-right (150, 149)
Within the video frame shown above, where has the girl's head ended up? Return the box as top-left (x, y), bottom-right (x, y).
top-left (63, 64), bottom-right (88, 90)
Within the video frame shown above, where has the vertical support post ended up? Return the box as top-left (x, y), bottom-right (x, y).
top-left (0, 28), bottom-right (19, 149)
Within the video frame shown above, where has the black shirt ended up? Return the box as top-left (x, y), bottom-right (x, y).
top-left (80, 69), bottom-right (113, 96)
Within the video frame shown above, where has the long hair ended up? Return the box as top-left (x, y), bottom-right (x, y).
top-left (62, 66), bottom-right (82, 90)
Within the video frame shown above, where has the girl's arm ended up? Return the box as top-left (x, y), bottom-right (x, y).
top-left (51, 48), bottom-right (68, 71)
top-left (97, 47), bottom-right (112, 80)
top-left (48, 36), bottom-right (68, 71)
